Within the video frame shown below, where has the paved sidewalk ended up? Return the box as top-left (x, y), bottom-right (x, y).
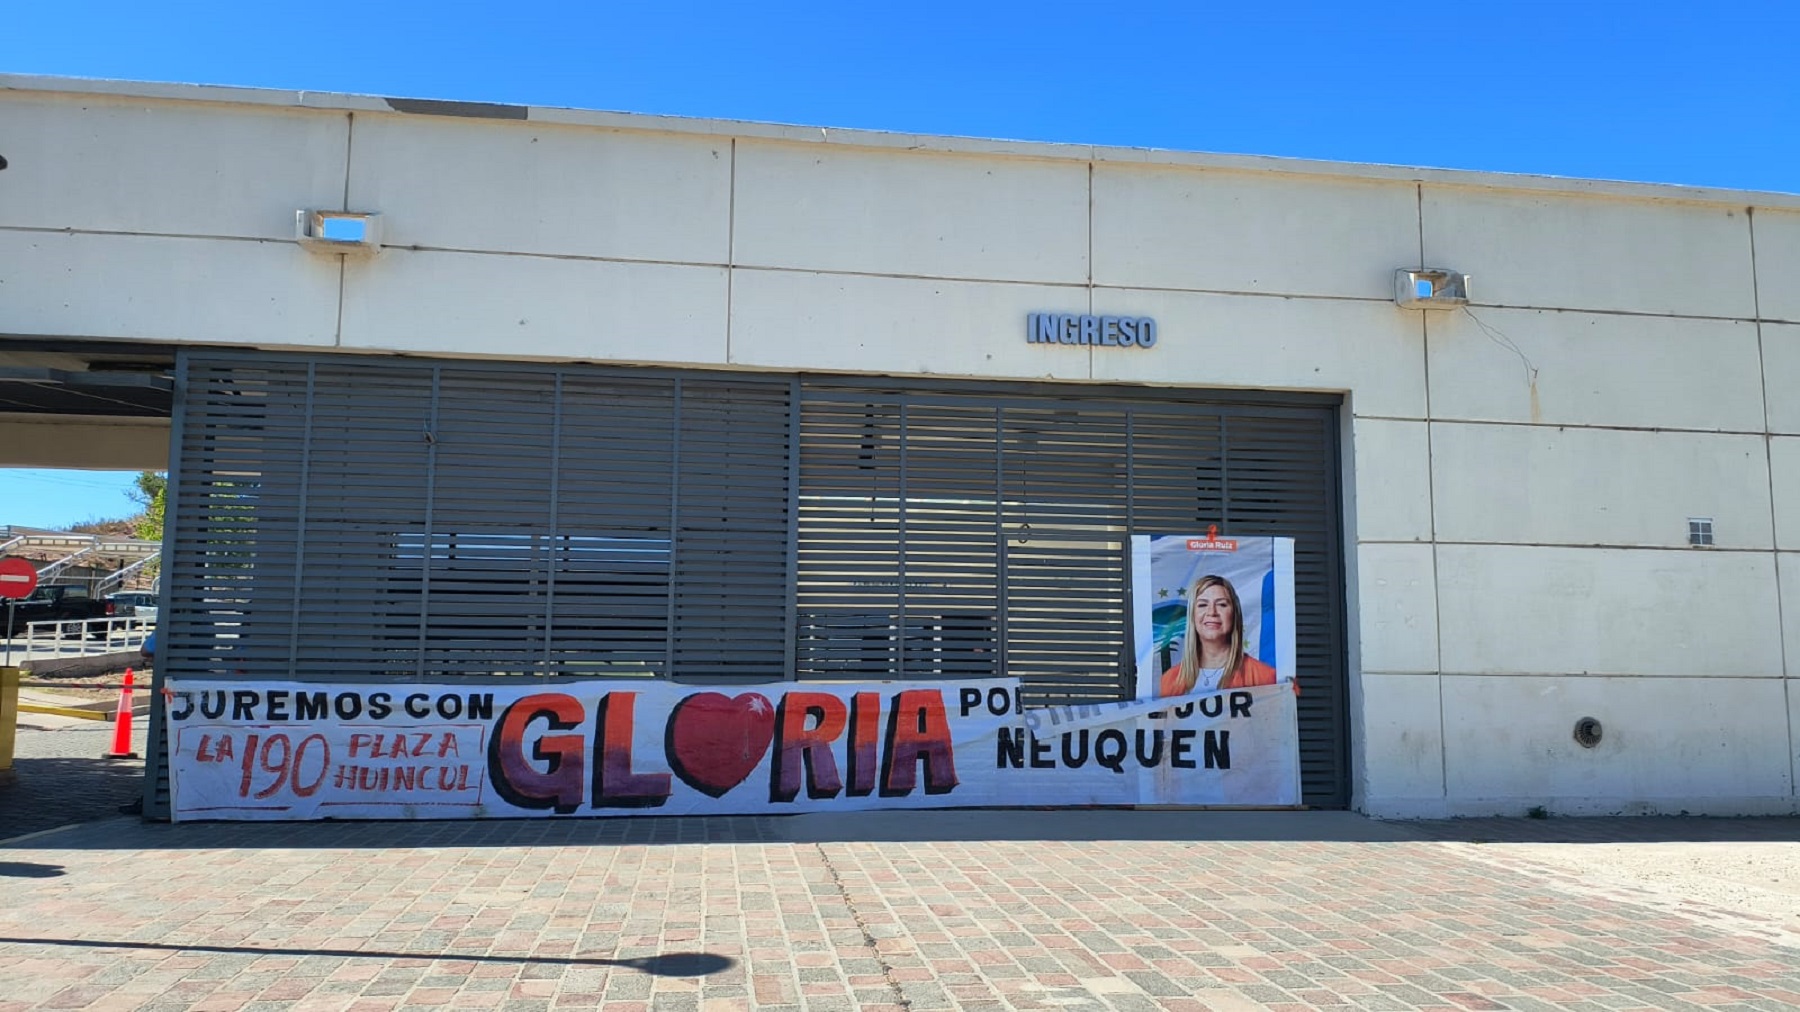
top-left (2, 811), bottom-right (1799, 1010)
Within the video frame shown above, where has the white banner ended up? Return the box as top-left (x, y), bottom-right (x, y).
top-left (163, 676), bottom-right (1300, 820)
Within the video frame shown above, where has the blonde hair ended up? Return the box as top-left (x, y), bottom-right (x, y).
top-left (1169, 575), bottom-right (1245, 695)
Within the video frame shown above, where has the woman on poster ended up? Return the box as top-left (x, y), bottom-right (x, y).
top-left (1158, 574), bottom-right (1279, 698)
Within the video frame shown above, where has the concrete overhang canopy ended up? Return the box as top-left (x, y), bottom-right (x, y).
top-left (0, 350), bottom-right (174, 418)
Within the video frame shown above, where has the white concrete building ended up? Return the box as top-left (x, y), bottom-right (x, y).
top-left (3, 74), bottom-right (1797, 819)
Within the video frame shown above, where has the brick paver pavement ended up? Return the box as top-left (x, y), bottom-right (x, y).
top-left (0, 713), bottom-right (148, 839)
top-left (1, 811), bottom-right (1797, 1010)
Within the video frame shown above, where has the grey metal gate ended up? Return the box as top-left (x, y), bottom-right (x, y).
top-left (793, 379), bottom-right (1348, 804)
top-left (148, 351), bottom-right (1347, 812)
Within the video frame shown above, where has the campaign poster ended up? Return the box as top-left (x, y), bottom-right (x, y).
top-left (1129, 531), bottom-right (1300, 804)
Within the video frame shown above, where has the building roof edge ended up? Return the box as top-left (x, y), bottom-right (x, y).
top-left (5, 72), bottom-right (1796, 210)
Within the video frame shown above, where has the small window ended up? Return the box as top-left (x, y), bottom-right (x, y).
top-left (1687, 517), bottom-right (1714, 547)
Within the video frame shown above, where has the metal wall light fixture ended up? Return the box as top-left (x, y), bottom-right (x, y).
top-left (296, 210), bottom-right (383, 256)
top-left (1394, 268), bottom-right (1470, 309)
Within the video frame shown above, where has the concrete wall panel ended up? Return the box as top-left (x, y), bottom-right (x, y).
top-left (1355, 543), bottom-right (1438, 674)
top-left (1425, 309), bottom-right (1764, 431)
top-left (0, 230), bottom-right (341, 346)
top-left (1422, 188), bottom-right (1755, 318)
top-left (1760, 323), bottom-right (1800, 435)
top-left (728, 269), bottom-right (1091, 379)
top-left (1356, 672), bottom-right (1445, 807)
top-left (1090, 292), bottom-right (1426, 419)
top-left (733, 141), bottom-right (1089, 284)
top-left (1754, 207), bottom-right (1800, 324)
top-left (1350, 418), bottom-right (1433, 543)
top-left (346, 115), bottom-right (730, 264)
top-left (0, 417), bottom-right (169, 470)
top-left (1769, 437), bottom-right (1800, 551)
top-left (339, 250), bottom-right (727, 363)
top-left (1092, 166), bottom-right (1419, 299)
top-left (1790, 676), bottom-right (1800, 795)
top-left (0, 93), bottom-right (346, 240)
top-left (1436, 544), bottom-right (1783, 677)
top-left (1432, 424), bottom-right (1772, 549)
top-left (1441, 674), bottom-right (1793, 815)
top-left (1779, 554), bottom-right (1800, 678)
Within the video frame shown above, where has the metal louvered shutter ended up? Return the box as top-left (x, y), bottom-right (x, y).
top-left (150, 352), bottom-right (1347, 813)
top-left (795, 380), bottom-right (1348, 807)
top-left (158, 351), bottom-right (793, 688)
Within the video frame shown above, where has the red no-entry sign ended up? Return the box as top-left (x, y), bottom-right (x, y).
top-left (0, 557), bottom-right (39, 599)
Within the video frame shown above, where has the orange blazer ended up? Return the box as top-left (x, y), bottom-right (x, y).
top-left (1158, 654), bottom-right (1279, 698)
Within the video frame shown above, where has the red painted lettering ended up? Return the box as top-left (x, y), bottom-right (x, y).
top-left (485, 693), bottom-right (586, 814)
top-left (881, 690), bottom-right (959, 797)
top-left (771, 692), bottom-right (847, 802)
top-left (592, 692), bottom-right (671, 809)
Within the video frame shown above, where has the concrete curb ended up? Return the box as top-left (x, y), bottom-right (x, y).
top-left (13, 651), bottom-right (145, 678)
top-left (16, 687), bottom-right (152, 718)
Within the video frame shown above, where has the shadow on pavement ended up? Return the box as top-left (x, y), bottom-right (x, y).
top-left (0, 754), bottom-right (144, 842)
top-left (0, 936), bottom-right (734, 976)
top-left (0, 861), bottom-right (65, 877)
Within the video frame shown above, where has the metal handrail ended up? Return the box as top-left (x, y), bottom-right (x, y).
top-left (2, 531), bottom-right (163, 595)
top-left (95, 554), bottom-right (162, 596)
top-left (34, 543), bottom-right (103, 583)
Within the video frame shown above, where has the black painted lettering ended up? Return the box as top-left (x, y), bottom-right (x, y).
top-left (1135, 728), bottom-right (1165, 766)
top-left (1204, 729), bottom-right (1231, 769)
top-left (997, 726), bottom-right (1026, 768)
top-left (295, 692), bottom-right (328, 721)
top-left (1060, 730), bottom-right (1089, 768)
top-left (1093, 729), bottom-right (1127, 773)
top-left (959, 687), bottom-right (982, 717)
top-left (1170, 729), bottom-right (1196, 768)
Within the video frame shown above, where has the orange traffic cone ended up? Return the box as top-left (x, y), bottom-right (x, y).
top-left (107, 668), bottom-right (138, 759)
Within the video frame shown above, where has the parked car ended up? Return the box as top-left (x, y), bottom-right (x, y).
top-left (105, 591), bottom-right (159, 621)
top-left (2, 584), bottom-right (110, 636)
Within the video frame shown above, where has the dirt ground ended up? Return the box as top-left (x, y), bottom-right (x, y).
top-left (19, 666), bottom-right (147, 706)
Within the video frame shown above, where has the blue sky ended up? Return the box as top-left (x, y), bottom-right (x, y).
top-left (6, 470), bottom-right (145, 530)
top-left (3, 1), bottom-right (1795, 530)
top-left (6, 1), bottom-right (1795, 192)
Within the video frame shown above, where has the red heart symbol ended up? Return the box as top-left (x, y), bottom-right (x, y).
top-left (665, 692), bottom-right (776, 798)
